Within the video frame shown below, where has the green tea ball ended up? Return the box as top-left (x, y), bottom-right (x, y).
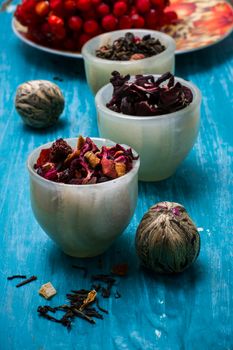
top-left (135, 202), bottom-right (200, 274)
top-left (15, 80), bottom-right (65, 128)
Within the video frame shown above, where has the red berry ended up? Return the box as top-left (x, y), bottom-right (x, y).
top-left (76, 0), bottom-right (91, 11)
top-left (102, 15), bottom-right (117, 31)
top-left (64, 0), bottom-right (76, 12)
top-left (64, 38), bottom-right (76, 50)
top-left (118, 15), bottom-right (132, 29)
top-left (21, 0), bottom-right (36, 12)
top-left (150, 0), bottom-right (165, 8)
top-left (129, 6), bottom-right (137, 15)
top-left (91, 0), bottom-right (101, 4)
top-left (131, 13), bottom-right (145, 28)
top-left (136, 0), bottom-right (150, 13)
top-left (78, 33), bottom-right (91, 48)
top-left (48, 15), bottom-right (64, 27)
top-left (164, 11), bottom-right (178, 24)
top-left (145, 9), bottom-right (158, 28)
top-left (82, 9), bottom-right (97, 20)
top-left (68, 16), bottom-right (83, 31)
top-left (113, 1), bottom-right (127, 17)
top-left (53, 26), bottom-right (66, 39)
top-left (97, 3), bottom-right (110, 17)
top-left (35, 1), bottom-right (50, 16)
top-left (41, 22), bottom-right (51, 35)
top-left (83, 19), bottom-right (99, 34)
top-left (50, 0), bottom-right (63, 14)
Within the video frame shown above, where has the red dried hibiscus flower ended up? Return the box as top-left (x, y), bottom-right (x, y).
top-left (34, 136), bottom-right (138, 185)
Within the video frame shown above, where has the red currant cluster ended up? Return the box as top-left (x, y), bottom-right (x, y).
top-left (15, 0), bottom-right (178, 51)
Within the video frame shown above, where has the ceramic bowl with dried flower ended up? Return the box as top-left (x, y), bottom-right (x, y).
top-left (95, 73), bottom-right (201, 182)
top-left (82, 29), bottom-right (176, 94)
top-left (27, 137), bottom-right (140, 257)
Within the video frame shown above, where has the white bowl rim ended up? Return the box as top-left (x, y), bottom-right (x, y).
top-left (95, 74), bottom-right (202, 121)
top-left (27, 137), bottom-right (140, 188)
top-left (81, 29), bottom-right (176, 65)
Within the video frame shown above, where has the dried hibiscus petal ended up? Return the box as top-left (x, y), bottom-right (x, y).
top-left (106, 71), bottom-right (193, 116)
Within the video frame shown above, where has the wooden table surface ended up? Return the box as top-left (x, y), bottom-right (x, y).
top-left (0, 4), bottom-right (233, 350)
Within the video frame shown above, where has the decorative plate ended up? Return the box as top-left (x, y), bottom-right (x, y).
top-left (12, 0), bottom-right (233, 56)
top-left (162, 0), bottom-right (233, 54)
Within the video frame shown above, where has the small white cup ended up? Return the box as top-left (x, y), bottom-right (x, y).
top-left (95, 76), bottom-right (202, 182)
top-left (27, 138), bottom-right (140, 257)
top-left (82, 29), bottom-right (176, 94)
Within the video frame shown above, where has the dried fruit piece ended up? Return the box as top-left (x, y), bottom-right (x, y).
top-left (84, 151), bottom-right (100, 168)
top-left (79, 289), bottom-right (97, 311)
top-left (39, 282), bottom-right (57, 299)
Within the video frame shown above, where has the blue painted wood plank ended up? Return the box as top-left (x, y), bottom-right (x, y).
top-left (0, 7), bottom-right (232, 350)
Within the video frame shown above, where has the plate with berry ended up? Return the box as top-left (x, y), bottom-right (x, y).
top-left (12, 0), bottom-right (233, 57)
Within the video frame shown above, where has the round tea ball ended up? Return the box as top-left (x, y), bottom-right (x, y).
top-left (135, 202), bottom-right (200, 274)
top-left (15, 80), bottom-right (65, 128)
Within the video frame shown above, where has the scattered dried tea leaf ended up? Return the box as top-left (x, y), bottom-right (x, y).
top-left (16, 275), bottom-right (37, 288)
top-left (7, 275), bottom-right (27, 280)
top-left (39, 282), bottom-right (57, 299)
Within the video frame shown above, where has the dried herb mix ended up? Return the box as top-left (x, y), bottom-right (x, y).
top-left (34, 136), bottom-right (138, 184)
top-left (107, 71), bottom-right (193, 116)
top-left (96, 32), bottom-right (166, 61)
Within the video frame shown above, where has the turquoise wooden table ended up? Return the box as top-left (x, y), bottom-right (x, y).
top-left (0, 5), bottom-right (233, 350)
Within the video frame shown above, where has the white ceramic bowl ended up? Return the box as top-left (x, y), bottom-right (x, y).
top-left (82, 29), bottom-right (176, 94)
top-left (95, 76), bottom-right (201, 182)
top-left (27, 138), bottom-right (140, 257)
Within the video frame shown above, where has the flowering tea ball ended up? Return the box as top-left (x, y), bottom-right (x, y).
top-left (135, 202), bottom-right (200, 274)
top-left (15, 80), bottom-right (65, 128)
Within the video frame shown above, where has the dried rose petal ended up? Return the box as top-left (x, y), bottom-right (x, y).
top-left (101, 157), bottom-right (117, 179)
